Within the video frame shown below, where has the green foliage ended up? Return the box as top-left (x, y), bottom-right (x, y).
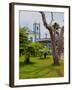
top-left (24, 46), bottom-right (35, 63)
top-left (24, 52), bottom-right (30, 64)
top-left (39, 46), bottom-right (51, 58)
top-left (19, 27), bottom-right (52, 63)
top-left (42, 46), bottom-right (50, 52)
top-left (28, 42), bottom-right (43, 56)
top-left (19, 27), bottom-right (30, 55)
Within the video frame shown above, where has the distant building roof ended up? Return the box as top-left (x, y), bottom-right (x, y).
top-left (26, 30), bottom-right (34, 34)
top-left (37, 38), bottom-right (51, 42)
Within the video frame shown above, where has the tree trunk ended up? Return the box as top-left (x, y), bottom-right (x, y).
top-left (40, 12), bottom-right (63, 65)
top-left (24, 52), bottom-right (30, 64)
top-left (53, 53), bottom-right (59, 65)
top-left (50, 31), bottom-right (60, 65)
top-left (25, 57), bottom-right (30, 63)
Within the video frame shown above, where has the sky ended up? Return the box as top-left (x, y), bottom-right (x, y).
top-left (19, 11), bottom-right (64, 38)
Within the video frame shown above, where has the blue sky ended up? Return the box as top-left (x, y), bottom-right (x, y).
top-left (19, 11), bottom-right (64, 38)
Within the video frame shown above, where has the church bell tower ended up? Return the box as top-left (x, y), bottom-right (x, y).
top-left (33, 23), bottom-right (40, 41)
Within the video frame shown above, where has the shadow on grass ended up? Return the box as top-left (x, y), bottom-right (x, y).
top-left (19, 56), bottom-right (64, 79)
top-left (51, 63), bottom-right (61, 66)
top-left (20, 63), bottom-right (64, 79)
top-left (19, 61), bottom-right (35, 67)
top-left (47, 63), bottom-right (64, 76)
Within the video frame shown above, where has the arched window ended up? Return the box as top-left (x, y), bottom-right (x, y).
top-left (37, 26), bottom-right (39, 30)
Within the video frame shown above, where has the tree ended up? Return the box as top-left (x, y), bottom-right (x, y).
top-left (40, 12), bottom-right (64, 65)
top-left (39, 46), bottom-right (51, 59)
top-left (28, 42), bottom-right (43, 56)
top-left (24, 42), bottom-right (43, 63)
top-left (24, 47), bottom-right (31, 64)
top-left (19, 27), bottom-right (29, 56)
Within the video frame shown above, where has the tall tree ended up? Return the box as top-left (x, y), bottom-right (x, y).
top-left (40, 12), bottom-right (64, 65)
top-left (19, 27), bottom-right (29, 55)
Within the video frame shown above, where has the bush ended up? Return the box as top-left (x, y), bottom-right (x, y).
top-left (39, 46), bottom-right (51, 58)
top-left (28, 42), bottom-right (43, 56)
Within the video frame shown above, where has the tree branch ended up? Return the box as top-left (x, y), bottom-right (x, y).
top-left (40, 12), bottom-right (52, 31)
top-left (60, 26), bottom-right (64, 38)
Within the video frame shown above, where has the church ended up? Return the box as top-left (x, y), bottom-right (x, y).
top-left (26, 22), bottom-right (52, 48)
top-left (20, 11), bottom-right (64, 49)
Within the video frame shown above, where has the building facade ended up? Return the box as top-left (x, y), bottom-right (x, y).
top-left (27, 23), bottom-right (52, 48)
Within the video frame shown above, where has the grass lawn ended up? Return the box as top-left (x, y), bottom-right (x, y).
top-left (19, 55), bottom-right (64, 79)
